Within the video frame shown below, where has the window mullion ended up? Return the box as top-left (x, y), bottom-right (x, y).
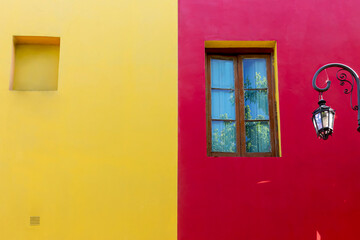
top-left (232, 56), bottom-right (240, 156)
top-left (237, 55), bottom-right (246, 156)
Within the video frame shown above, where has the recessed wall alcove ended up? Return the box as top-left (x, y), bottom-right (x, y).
top-left (11, 36), bottom-right (60, 91)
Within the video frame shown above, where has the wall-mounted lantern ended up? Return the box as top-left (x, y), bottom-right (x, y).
top-left (312, 99), bottom-right (335, 140)
top-left (312, 63), bottom-right (360, 140)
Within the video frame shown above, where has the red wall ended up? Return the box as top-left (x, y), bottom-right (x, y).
top-left (178, 0), bottom-right (360, 239)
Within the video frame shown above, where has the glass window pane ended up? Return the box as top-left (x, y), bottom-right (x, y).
top-left (212, 121), bottom-right (236, 152)
top-left (211, 59), bottom-right (235, 89)
top-left (245, 121), bottom-right (271, 153)
top-left (211, 89), bottom-right (236, 120)
top-left (243, 58), bottom-right (268, 89)
top-left (244, 90), bottom-right (269, 120)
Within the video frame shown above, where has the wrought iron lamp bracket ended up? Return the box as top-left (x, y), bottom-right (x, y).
top-left (312, 63), bottom-right (360, 132)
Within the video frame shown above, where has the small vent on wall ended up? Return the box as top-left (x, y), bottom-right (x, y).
top-left (30, 216), bottom-right (40, 226)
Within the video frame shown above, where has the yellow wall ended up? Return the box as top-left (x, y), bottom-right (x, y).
top-left (0, 0), bottom-right (177, 239)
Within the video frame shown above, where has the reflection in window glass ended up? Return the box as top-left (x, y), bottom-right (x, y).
top-left (212, 121), bottom-right (236, 152)
top-left (211, 59), bottom-right (235, 89)
top-left (211, 89), bottom-right (236, 120)
top-left (245, 121), bottom-right (271, 153)
top-left (243, 59), bottom-right (268, 89)
top-left (244, 90), bottom-right (269, 120)
top-left (243, 58), bottom-right (270, 153)
top-left (210, 58), bottom-right (237, 152)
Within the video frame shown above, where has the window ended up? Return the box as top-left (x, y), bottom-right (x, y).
top-left (206, 49), bottom-right (279, 157)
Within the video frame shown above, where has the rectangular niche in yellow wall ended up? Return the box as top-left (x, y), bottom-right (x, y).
top-left (11, 36), bottom-right (60, 91)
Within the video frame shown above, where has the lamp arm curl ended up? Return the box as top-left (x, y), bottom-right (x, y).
top-left (312, 63), bottom-right (360, 132)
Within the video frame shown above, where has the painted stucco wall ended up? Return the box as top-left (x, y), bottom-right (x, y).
top-left (0, 0), bottom-right (177, 239)
top-left (178, 0), bottom-right (360, 239)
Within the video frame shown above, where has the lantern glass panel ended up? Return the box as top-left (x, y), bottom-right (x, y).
top-left (321, 111), bottom-right (329, 128)
top-left (315, 113), bottom-right (323, 129)
top-left (313, 117), bottom-right (318, 132)
top-left (329, 111), bottom-right (335, 129)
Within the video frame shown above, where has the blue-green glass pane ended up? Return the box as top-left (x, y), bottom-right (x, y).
top-left (211, 59), bottom-right (235, 89)
top-left (244, 90), bottom-right (269, 120)
top-left (245, 121), bottom-right (271, 153)
top-left (211, 89), bottom-right (236, 120)
top-left (212, 121), bottom-right (236, 152)
top-left (243, 58), bottom-right (268, 89)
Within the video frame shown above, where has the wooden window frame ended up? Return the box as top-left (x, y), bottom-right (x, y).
top-left (206, 49), bottom-right (279, 157)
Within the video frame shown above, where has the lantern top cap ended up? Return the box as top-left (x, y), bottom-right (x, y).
top-left (312, 99), bottom-right (335, 115)
top-left (318, 99), bottom-right (326, 106)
